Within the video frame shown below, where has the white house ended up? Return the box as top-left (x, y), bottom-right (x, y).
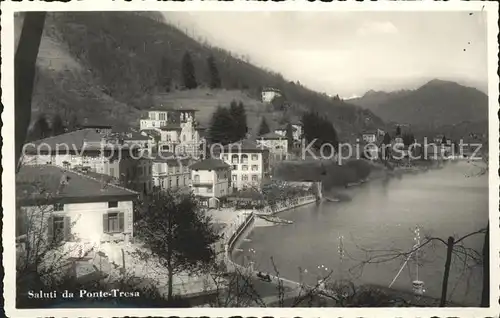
top-left (150, 152), bottom-right (192, 191)
top-left (261, 87), bottom-right (282, 103)
top-left (139, 109), bottom-right (197, 131)
top-left (274, 122), bottom-right (303, 144)
top-left (362, 130), bottom-right (378, 143)
top-left (214, 140), bottom-right (270, 191)
top-left (256, 132), bottom-right (288, 161)
top-left (139, 109), bottom-right (205, 158)
top-left (16, 165), bottom-right (139, 247)
top-left (190, 158), bottom-right (232, 208)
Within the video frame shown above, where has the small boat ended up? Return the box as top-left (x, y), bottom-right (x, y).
top-left (325, 197), bottom-right (340, 202)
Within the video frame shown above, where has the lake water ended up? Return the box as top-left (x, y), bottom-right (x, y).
top-left (235, 161), bottom-right (489, 306)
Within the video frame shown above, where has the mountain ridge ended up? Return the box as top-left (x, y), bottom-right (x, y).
top-left (18, 12), bottom-right (385, 140)
top-left (349, 79), bottom-right (488, 128)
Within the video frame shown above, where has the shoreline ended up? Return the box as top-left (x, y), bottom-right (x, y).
top-left (224, 160), bottom-right (468, 306)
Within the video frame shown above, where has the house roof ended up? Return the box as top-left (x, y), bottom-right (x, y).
top-left (223, 140), bottom-right (267, 153)
top-left (140, 129), bottom-right (161, 137)
top-left (124, 132), bottom-right (151, 141)
top-left (25, 129), bottom-right (108, 153)
top-left (16, 165), bottom-right (139, 206)
top-left (190, 158), bottom-right (230, 171)
top-left (147, 152), bottom-right (190, 166)
top-left (258, 132), bottom-right (285, 140)
top-left (159, 123), bottom-right (182, 131)
top-left (362, 130), bottom-right (378, 135)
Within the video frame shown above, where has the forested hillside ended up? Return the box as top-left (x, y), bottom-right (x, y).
top-left (18, 12), bottom-right (385, 140)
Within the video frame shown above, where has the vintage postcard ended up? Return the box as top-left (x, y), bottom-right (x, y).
top-left (2, 0), bottom-right (499, 317)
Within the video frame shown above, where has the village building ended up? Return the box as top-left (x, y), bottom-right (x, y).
top-left (256, 132), bottom-right (288, 161)
top-left (189, 158), bottom-right (232, 209)
top-left (21, 129), bottom-right (151, 194)
top-left (139, 109), bottom-right (205, 158)
top-left (274, 121), bottom-right (303, 144)
top-left (261, 87), bottom-right (282, 104)
top-left (16, 165), bottom-right (139, 247)
top-left (121, 131), bottom-right (155, 149)
top-left (214, 140), bottom-right (270, 191)
top-left (149, 151), bottom-right (192, 191)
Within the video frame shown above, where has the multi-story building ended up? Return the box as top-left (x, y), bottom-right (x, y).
top-left (274, 122), bottom-right (303, 145)
top-left (150, 152), bottom-right (192, 191)
top-left (214, 140), bottom-right (269, 191)
top-left (261, 87), bottom-right (282, 104)
top-left (139, 109), bottom-right (197, 131)
top-left (16, 165), bottom-right (138, 246)
top-left (361, 130), bottom-right (377, 143)
top-left (256, 132), bottom-right (288, 161)
top-left (189, 158), bottom-right (232, 208)
top-left (122, 131), bottom-right (155, 149)
top-left (139, 109), bottom-right (205, 158)
top-left (21, 129), bottom-right (148, 194)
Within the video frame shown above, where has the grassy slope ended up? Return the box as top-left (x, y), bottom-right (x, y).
top-left (21, 12), bottom-right (384, 138)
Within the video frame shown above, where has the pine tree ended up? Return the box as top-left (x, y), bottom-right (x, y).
top-left (442, 135), bottom-right (447, 144)
top-left (229, 101), bottom-right (247, 140)
top-left (51, 114), bottom-right (65, 136)
top-left (158, 57), bottom-right (172, 92)
top-left (29, 114), bottom-right (51, 140)
top-left (396, 125), bottom-right (401, 136)
top-left (209, 106), bottom-right (236, 145)
top-left (382, 132), bottom-right (392, 145)
top-left (207, 54), bottom-right (221, 89)
top-left (258, 117), bottom-right (270, 136)
top-left (285, 122), bottom-right (293, 149)
top-left (68, 114), bottom-right (80, 132)
top-left (181, 52), bottom-right (197, 89)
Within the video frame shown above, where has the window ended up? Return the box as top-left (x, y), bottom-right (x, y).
top-left (176, 176), bottom-right (179, 187)
top-left (232, 175), bottom-right (237, 181)
top-left (207, 187), bottom-right (213, 193)
top-left (48, 216), bottom-right (70, 243)
top-left (194, 174), bottom-right (200, 183)
top-left (251, 165), bottom-right (258, 171)
top-left (169, 179), bottom-right (172, 187)
top-left (108, 201), bottom-right (118, 208)
top-left (223, 155), bottom-right (228, 161)
top-left (242, 165), bottom-right (248, 171)
top-left (159, 113), bottom-right (166, 120)
top-left (242, 174), bottom-right (248, 181)
top-left (252, 175), bottom-right (258, 182)
top-left (241, 154), bottom-right (249, 164)
top-left (232, 165), bottom-right (237, 170)
top-left (168, 166), bottom-right (173, 174)
top-left (53, 203), bottom-right (64, 212)
top-left (103, 212), bottom-right (124, 233)
top-left (110, 167), bottom-right (115, 177)
top-left (251, 154), bottom-right (258, 161)
top-left (231, 155), bottom-right (239, 164)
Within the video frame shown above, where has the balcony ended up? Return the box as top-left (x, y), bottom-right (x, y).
top-left (191, 180), bottom-right (214, 187)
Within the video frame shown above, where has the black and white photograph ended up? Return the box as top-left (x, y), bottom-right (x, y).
top-left (3, 1), bottom-right (499, 316)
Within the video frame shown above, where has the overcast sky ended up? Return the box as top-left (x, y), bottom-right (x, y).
top-left (163, 11), bottom-right (488, 98)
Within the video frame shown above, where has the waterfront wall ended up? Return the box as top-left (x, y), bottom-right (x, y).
top-left (257, 195), bottom-right (317, 215)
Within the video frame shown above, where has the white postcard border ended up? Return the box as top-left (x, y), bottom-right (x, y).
top-left (2, 1), bottom-right (499, 317)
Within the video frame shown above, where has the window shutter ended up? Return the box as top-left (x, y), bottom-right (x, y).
top-left (47, 216), bottom-right (54, 244)
top-left (118, 212), bottom-right (125, 232)
top-left (103, 213), bottom-right (109, 233)
top-left (63, 216), bottom-right (71, 241)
